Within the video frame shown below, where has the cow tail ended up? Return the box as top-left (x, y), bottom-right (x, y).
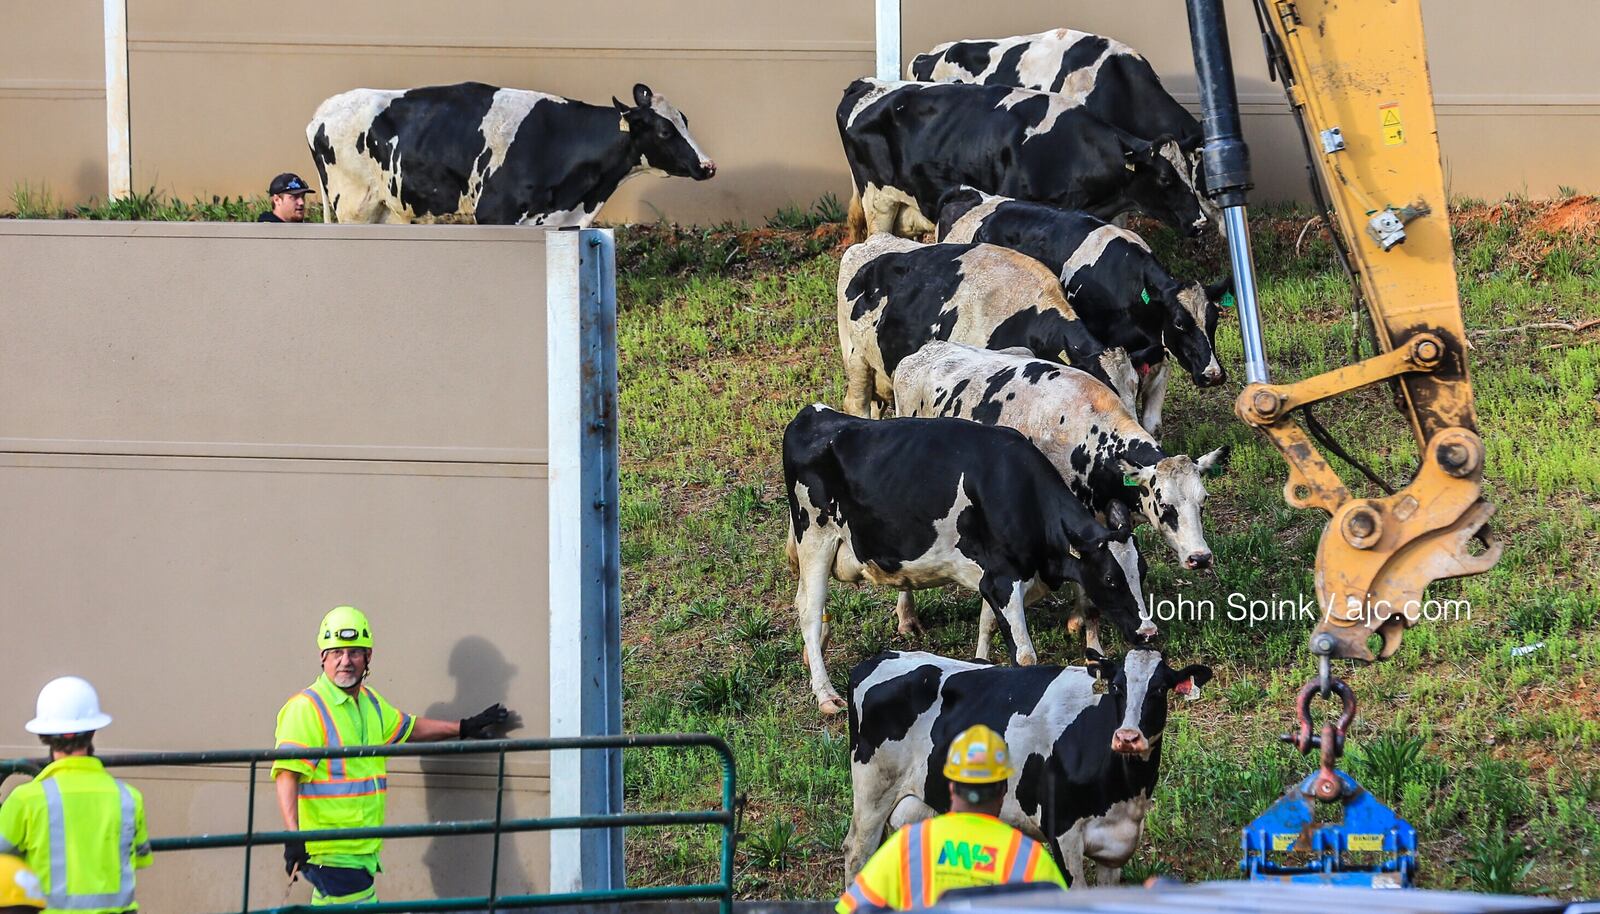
top-left (847, 189), bottom-right (867, 245)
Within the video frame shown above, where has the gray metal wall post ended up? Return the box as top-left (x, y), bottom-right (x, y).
top-left (876, 0), bottom-right (901, 80)
top-left (546, 228), bottom-right (624, 892)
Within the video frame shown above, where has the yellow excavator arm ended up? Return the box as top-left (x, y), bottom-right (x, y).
top-left (1186, 0), bottom-right (1502, 662)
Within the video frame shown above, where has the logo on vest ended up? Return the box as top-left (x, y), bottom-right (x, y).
top-left (938, 840), bottom-right (999, 873)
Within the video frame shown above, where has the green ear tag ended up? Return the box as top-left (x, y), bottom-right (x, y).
top-left (1140, 288), bottom-right (1151, 305)
top-left (1221, 292), bottom-right (1236, 309)
top-left (1123, 474), bottom-right (1139, 487)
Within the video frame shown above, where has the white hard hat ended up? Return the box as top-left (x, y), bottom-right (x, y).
top-left (26, 676), bottom-right (113, 735)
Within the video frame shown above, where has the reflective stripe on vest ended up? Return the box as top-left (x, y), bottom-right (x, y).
top-left (1007, 833), bottom-right (1035, 882)
top-left (301, 689), bottom-right (346, 778)
top-left (300, 777), bottom-right (388, 798)
top-left (902, 821), bottom-right (928, 908)
top-left (41, 778), bottom-right (137, 911)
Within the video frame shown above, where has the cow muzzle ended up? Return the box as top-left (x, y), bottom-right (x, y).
top-left (1195, 363), bottom-right (1226, 386)
top-left (1135, 618), bottom-right (1159, 639)
top-left (695, 159), bottom-right (717, 180)
top-left (1111, 728), bottom-right (1149, 755)
top-left (1185, 551), bottom-right (1213, 570)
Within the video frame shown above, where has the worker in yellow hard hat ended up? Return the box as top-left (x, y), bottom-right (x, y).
top-left (0, 850), bottom-right (46, 914)
top-left (0, 677), bottom-right (151, 914)
top-left (272, 606), bottom-right (515, 906)
top-left (838, 725), bottom-right (1068, 912)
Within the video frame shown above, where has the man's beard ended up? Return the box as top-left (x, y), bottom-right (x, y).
top-left (332, 669), bottom-right (361, 688)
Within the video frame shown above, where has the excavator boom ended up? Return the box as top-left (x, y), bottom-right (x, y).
top-left (1186, 0), bottom-right (1502, 662)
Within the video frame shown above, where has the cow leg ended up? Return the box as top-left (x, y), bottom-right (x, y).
top-left (1094, 861), bottom-right (1123, 886)
top-left (1072, 586), bottom-right (1105, 655)
top-left (842, 359), bottom-right (876, 418)
top-left (1055, 823), bottom-right (1090, 887)
top-left (894, 590), bottom-right (924, 636)
top-left (982, 578), bottom-right (1038, 666)
top-left (1138, 362), bottom-right (1170, 436)
top-left (795, 530), bottom-right (847, 714)
top-left (974, 603), bottom-right (994, 661)
top-left (324, 173), bottom-right (386, 224)
top-left (843, 778), bottom-right (900, 880)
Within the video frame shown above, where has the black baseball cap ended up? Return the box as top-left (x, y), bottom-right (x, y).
top-left (269, 173), bottom-right (315, 195)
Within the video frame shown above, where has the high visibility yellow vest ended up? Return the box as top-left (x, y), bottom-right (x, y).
top-left (0, 756), bottom-right (152, 914)
top-left (838, 812), bottom-right (1067, 913)
top-left (272, 674), bottom-right (415, 861)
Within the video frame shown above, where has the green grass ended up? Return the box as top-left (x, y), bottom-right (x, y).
top-left (5, 182), bottom-right (319, 222)
top-left (612, 199), bottom-right (1600, 898)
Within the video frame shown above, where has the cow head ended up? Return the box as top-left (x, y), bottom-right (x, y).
top-left (1058, 502), bottom-right (1154, 643)
top-left (1121, 135), bottom-right (1209, 237)
top-left (1158, 279), bottom-right (1228, 386)
top-left (1120, 447), bottom-right (1230, 570)
top-left (1086, 647), bottom-right (1213, 756)
top-left (614, 84), bottom-right (716, 181)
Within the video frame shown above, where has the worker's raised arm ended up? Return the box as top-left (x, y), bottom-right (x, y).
top-left (408, 704), bottom-right (514, 742)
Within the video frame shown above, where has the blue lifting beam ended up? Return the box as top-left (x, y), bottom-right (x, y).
top-left (1241, 768), bottom-right (1418, 887)
top-left (1243, 671), bottom-right (1418, 887)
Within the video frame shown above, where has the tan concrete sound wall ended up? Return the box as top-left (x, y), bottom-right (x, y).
top-left (0, 221), bottom-right (551, 908)
top-left (2, 1), bottom-right (1594, 222)
top-left (7, 1), bottom-right (1600, 222)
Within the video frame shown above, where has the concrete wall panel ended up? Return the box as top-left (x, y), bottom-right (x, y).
top-left (0, 222), bottom-right (553, 906)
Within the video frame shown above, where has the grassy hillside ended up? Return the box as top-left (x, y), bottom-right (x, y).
top-left (613, 198), bottom-right (1600, 899)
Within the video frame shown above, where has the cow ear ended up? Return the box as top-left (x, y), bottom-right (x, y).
top-left (1107, 499), bottom-right (1133, 534)
top-left (1052, 550), bottom-right (1081, 588)
top-left (1197, 445), bottom-right (1231, 476)
top-left (613, 96), bottom-right (630, 114)
top-left (1205, 276), bottom-right (1234, 302)
top-left (633, 83), bottom-right (654, 109)
top-left (1118, 459), bottom-right (1152, 483)
top-left (1085, 652), bottom-right (1114, 680)
top-left (1172, 664), bottom-right (1214, 690)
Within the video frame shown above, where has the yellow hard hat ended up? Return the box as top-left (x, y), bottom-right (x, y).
top-left (318, 606), bottom-right (373, 652)
top-left (0, 856), bottom-right (46, 910)
top-left (942, 725), bottom-right (1014, 784)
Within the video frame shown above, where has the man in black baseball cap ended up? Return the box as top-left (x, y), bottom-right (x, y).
top-left (258, 173), bottom-right (315, 223)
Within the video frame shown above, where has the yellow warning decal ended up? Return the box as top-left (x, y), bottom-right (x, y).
top-left (1380, 103), bottom-right (1404, 146)
top-left (1347, 833), bottom-right (1386, 852)
top-left (1272, 834), bottom-right (1297, 852)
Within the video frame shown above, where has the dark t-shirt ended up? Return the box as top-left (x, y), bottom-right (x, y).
top-left (256, 212), bottom-right (284, 223)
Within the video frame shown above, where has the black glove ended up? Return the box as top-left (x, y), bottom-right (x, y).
top-left (460, 703), bottom-right (511, 740)
top-left (284, 838), bottom-right (309, 877)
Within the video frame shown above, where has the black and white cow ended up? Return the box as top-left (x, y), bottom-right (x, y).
top-left (845, 649), bottom-right (1212, 885)
top-left (837, 234), bottom-right (1136, 419)
top-left (908, 29), bottom-right (1214, 226)
top-left (896, 342), bottom-right (1229, 594)
top-left (837, 79), bottom-right (1208, 242)
top-left (939, 189), bottom-right (1229, 434)
top-left (307, 82), bottom-right (715, 225)
top-left (784, 405), bottom-right (1147, 714)
top-left (909, 30), bottom-right (1201, 150)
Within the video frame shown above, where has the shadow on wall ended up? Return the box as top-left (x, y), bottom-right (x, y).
top-left (420, 636), bottom-right (525, 900)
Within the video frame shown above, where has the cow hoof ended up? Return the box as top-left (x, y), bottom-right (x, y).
top-left (1017, 651), bottom-right (1039, 666)
top-left (897, 621), bottom-right (926, 637)
top-left (820, 696), bottom-right (847, 715)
